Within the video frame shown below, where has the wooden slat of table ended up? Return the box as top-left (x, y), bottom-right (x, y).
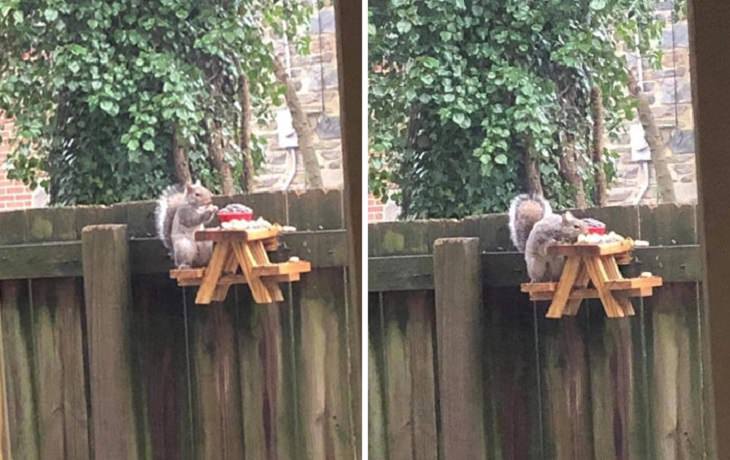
top-left (601, 256), bottom-right (635, 315)
top-left (248, 242), bottom-right (284, 302)
top-left (584, 258), bottom-right (624, 318)
top-left (546, 256), bottom-right (582, 318)
top-left (564, 265), bottom-right (590, 316)
top-left (194, 227), bottom-right (280, 242)
top-left (177, 273), bottom-right (298, 287)
top-left (195, 242), bottom-right (230, 304)
top-left (529, 287), bottom-right (653, 301)
top-left (252, 261), bottom-right (311, 277)
top-left (232, 243), bottom-right (272, 303)
top-left (548, 240), bottom-right (634, 257)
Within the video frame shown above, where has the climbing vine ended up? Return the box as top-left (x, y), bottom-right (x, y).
top-left (369, 0), bottom-right (664, 218)
top-left (0, 0), bottom-right (311, 204)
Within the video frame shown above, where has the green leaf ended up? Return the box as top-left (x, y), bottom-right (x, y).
top-left (494, 154), bottom-right (508, 165)
top-left (396, 21), bottom-right (412, 34)
top-left (142, 140), bottom-right (154, 151)
top-left (44, 8), bottom-right (58, 21)
top-left (589, 0), bottom-right (607, 10)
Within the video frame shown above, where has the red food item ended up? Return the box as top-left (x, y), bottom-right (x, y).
top-left (582, 218), bottom-right (606, 235)
top-left (218, 210), bottom-right (254, 222)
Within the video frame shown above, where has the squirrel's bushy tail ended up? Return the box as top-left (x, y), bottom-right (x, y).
top-left (508, 194), bottom-right (552, 252)
top-left (156, 184), bottom-right (186, 250)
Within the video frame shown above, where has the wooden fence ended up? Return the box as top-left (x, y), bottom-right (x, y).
top-left (368, 204), bottom-right (716, 460)
top-left (0, 190), bottom-right (360, 460)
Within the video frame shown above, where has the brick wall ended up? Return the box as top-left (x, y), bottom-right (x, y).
top-left (0, 118), bottom-right (35, 211)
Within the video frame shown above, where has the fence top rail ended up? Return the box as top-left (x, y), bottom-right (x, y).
top-left (368, 203), bottom-right (698, 257)
top-left (0, 189), bottom-right (345, 245)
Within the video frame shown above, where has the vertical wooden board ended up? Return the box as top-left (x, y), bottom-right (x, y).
top-left (584, 298), bottom-right (649, 460)
top-left (31, 278), bottom-right (90, 460)
top-left (483, 287), bottom-right (543, 460)
top-left (236, 285), bottom-right (297, 460)
top-left (404, 291), bottom-right (438, 460)
top-left (0, 210), bottom-right (28, 245)
top-left (186, 287), bottom-right (245, 460)
top-left (697, 284), bottom-right (717, 460)
top-left (82, 224), bottom-right (138, 460)
top-left (0, 280), bottom-right (39, 459)
top-left (129, 275), bottom-right (193, 460)
top-left (368, 293), bottom-right (388, 460)
top-left (644, 283), bottom-right (707, 459)
top-left (287, 190), bottom-right (344, 230)
top-left (379, 291), bottom-right (438, 460)
top-left (380, 292), bottom-right (414, 460)
top-left (433, 238), bottom-right (487, 459)
top-left (462, 213), bottom-right (512, 251)
top-left (25, 208), bottom-right (78, 243)
top-left (639, 204), bottom-right (697, 245)
top-left (536, 308), bottom-right (593, 460)
top-left (292, 267), bottom-right (357, 460)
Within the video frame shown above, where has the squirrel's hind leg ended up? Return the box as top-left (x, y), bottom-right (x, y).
top-left (173, 237), bottom-right (197, 268)
top-left (194, 241), bottom-right (213, 267)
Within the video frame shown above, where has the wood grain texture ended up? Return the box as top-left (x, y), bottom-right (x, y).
top-left (81, 224), bottom-right (138, 460)
top-left (433, 238), bottom-right (487, 459)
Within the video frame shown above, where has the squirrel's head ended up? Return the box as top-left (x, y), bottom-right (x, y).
top-left (562, 212), bottom-right (589, 240)
top-left (185, 180), bottom-right (213, 206)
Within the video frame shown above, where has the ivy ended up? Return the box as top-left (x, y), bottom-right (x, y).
top-left (369, 0), bottom-right (664, 218)
top-left (0, 0), bottom-right (311, 204)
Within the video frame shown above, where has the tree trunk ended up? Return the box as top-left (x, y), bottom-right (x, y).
top-left (590, 86), bottom-right (608, 206)
top-left (560, 134), bottom-right (588, 208)
top-left (172, 127), bottom-right (192, 184)
top-left (208, 120), bottom-right (235, 195)
top-left (272, 56), bottom-right (324, 189)
top-left (238, 74), bottom-right (254, 193)
top-left (522, 136), bottom-right (544, 196)
top-left (628, 71), bottom-right (677, 203)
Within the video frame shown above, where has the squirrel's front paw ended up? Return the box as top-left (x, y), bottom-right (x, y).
top-left (209, 204), bottom-right (219, 213)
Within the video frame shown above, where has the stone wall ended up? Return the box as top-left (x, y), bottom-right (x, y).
top-left (607, 3), bottom-right (696, 205)
top-left (252, 4), bottom-right (343, 192)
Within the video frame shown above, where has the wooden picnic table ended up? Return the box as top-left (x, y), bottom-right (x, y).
top-left (521, 239), bottom-right (662, 319)
top-left (169, 226), bottom-right (311, 305)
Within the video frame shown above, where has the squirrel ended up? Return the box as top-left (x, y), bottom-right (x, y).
top-left (156, 181), bottom-right (219, 268)
top-left (508, 194), bottom-right (588, 282)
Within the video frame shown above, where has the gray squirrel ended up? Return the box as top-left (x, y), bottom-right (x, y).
top-left (156, 181), bottom-right (219, 268)
top-left (508, 194), bottom-right (588, 282)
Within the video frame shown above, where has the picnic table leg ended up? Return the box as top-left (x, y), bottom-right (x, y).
top-left (248, 241), bottom-right (285, 302)
top-left (232, 242), bottom-right (273, 304)
top-left (563, 263), bottom-right (590, 316)
top-left (584, 257), bottom-right (624, 318)
top-left (546, 256), bottom-right (581, 319)
top-left (211, 250), bottom-right (239, 302)
top-left (196, 242), bottom-right (230, 304)
top-left (601, 255), bottom-right (635, 315)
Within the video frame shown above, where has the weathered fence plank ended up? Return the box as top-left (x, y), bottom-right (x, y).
top-left (32, 278), bottom-right (90, 460)
top-left (130, 275), bottom-right (193, 460)
top-left (236, 286), bottom-right (297, 460)
top-left (81, 224), bottom-right (138, 459)
top-left (433, 237), bottom-right (487, 459)
top-left (187, 289), bottom-right (245, 459)
top-left (483, 287), bottom-right (542, 459)
top-left (0, 280), bottom-right (39, 459)
top-left (368, 294), bottom-right (388, 460)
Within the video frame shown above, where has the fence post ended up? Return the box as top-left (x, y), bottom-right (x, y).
top-left (433, 237), bottom-right (487, 459)
top-left (81, 225), bottom-right (138, 459)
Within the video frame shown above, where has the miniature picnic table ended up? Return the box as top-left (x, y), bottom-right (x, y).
top-left (169, 226), bottom-right (311, 305)
top-left (520, 239), bottom-right (662, 319)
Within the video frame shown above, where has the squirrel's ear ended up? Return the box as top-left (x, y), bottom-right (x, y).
top-left (185, 183), bottom-right (195, 194)
top-left (563, 212), bottom-right (574, 222)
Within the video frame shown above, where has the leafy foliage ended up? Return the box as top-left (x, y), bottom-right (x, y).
top-left (369, 0), bottom-right (664, 218)
top-left (0, 0), bottom-right (311, 204)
